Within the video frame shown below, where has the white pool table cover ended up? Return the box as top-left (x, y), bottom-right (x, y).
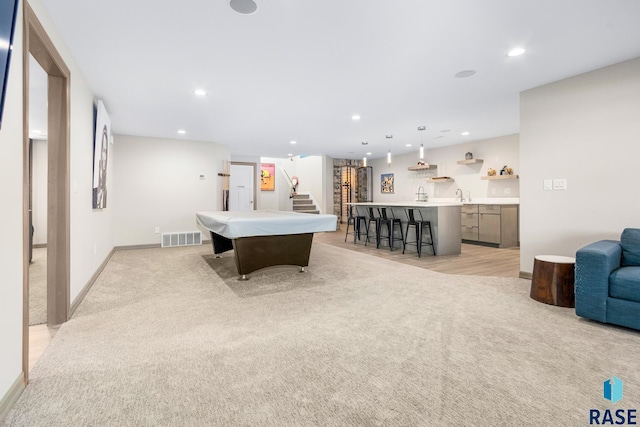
top-left (196, 210), bottom-right (337, 239)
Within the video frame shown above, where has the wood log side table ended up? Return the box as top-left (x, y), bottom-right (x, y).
top-left (530, 255), bottom-right (576, 307)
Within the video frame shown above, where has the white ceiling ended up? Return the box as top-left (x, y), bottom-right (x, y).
top-left (37, 0), bottom-right (640, 159)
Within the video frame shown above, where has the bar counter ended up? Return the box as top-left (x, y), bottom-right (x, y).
top-left (348, 201), bottom-right (462, 255)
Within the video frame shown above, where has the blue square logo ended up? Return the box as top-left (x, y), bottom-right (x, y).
top-left (604, 376), bottom-right (623, 404)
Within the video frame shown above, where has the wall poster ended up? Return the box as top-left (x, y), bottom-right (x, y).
top-left (92, 100), bottom-right (111, 209)
top-left (260, 163), bottom-right (275, 191)
top-left (381, 173), bottom-right (394, 193)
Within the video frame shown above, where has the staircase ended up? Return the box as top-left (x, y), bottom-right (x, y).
top-left (292, 194), bottom-right (319, 214)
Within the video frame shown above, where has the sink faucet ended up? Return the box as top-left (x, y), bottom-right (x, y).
top-left (416, 186), bottom-right (427, 202)
top-left (456, 188), bottom-right (464, 202)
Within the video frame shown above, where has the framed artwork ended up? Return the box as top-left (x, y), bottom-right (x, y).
top-left (260, 163), bottom-right (275, 191)
top-left (92, 100), bottom-right (111, 209)
top-left (381, 173), bottom-right (394, 193)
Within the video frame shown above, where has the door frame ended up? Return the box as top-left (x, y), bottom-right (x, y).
top-left (230, 162), bottom-right (257, 210)
top-left (22, 2), bottom-right (71, 381)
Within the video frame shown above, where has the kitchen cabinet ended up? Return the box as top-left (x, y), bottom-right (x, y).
top-left (461, 204), bottom-right (518, 248)
top-left (461, 204), bottom-right (479, 241)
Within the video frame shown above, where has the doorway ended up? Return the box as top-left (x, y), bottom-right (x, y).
top-left (22, 3), bottom-right (71, 381)
top-left (28, 54), bottom-right (48, 328)
top-left (229, 162), bottom-right (257, 211)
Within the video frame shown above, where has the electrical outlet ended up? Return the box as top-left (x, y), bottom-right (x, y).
top-left (504, 187), bottom-right (511, 195)
top-left (154, 227), bottom-right (160, 234)
top-left (543, 179), bottom-right (552, 191)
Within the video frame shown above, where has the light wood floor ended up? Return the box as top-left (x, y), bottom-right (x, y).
top-left (29, 324), bottom-right (57, 371)
top-left (315, 230), bottom-right (521, 277)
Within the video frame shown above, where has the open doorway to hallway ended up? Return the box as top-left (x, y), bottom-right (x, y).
top-left (22, 3), bottom-right (71, 381)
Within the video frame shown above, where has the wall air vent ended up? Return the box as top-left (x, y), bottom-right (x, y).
top-left (161, 231), bottom-right (202, 248)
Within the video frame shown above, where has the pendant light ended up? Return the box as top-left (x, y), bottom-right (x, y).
top-left (363, 156), bottom-right (367, 167)
top-left (387, 150), bottom-right (391, 165)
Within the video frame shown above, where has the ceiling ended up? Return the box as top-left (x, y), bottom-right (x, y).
top-left (36, 0), bottom-right (640, 160)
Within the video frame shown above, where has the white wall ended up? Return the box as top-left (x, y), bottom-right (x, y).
top-left (369, 134), bottom-right (519, 203)
top-left (25, 0), bottom-right (117, 303)
top-left (0, 0), bottom-right (24, 405)
top-left (32, 139), bottom-right (47, 245)
top-left (112, 135), bottom-right (230, 246)
top-left (519, 57), bottom-right (640, 273)
top-left (259, 157), bottom-right (295, 211)
top-left (291, 155), bottom-right (332, 213)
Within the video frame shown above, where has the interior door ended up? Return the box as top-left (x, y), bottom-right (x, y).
top-left (229, 163), bottom-right (255, 211)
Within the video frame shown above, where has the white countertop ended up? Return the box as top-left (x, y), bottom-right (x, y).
top-left (348, 201), bottom-right (463, 208)
top-left (426, 197), bottom-right (520, 205)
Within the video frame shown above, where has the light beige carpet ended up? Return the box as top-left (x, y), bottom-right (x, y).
top-left (28, 247), bottom-right (47, 326)
top-left (4, 242), bottom-right (639, 426)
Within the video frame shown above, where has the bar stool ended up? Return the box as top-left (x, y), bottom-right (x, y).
top-left (344, 205), bottom-right (367, 244)
top-left (377, 207), bottom-right (405, 251)
top-left (364, 207), bottom-right (380, 247)
top-left (403, 208), bottom-right (436, 257)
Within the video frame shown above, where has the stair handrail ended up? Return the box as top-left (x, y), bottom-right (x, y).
top-left (282, 169), bottom-right (296, 199)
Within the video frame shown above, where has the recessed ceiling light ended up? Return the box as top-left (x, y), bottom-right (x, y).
top-left (193, 89), bottom-right (207, 96)
top-left (417, 126), bottom-right (426, 131)
top-left (366, 152), bottom-right (372, 156)
top-left (177, 129), bottom-right (186, 134)
top-left (441, 130), bottom-right (450, 133)
top-left (352, 115), bottom-right (361, 121)
top-left (405, 144), bottom-right (412, 147)
top-left (433, 136), bottom-right (444, 139)
top-left (455, 70), bottom-right (476, 78)
top-left (230, 0), bottom-right (258, 14)
top-left (290, 140), bottom-right (297, 145)
top-left (461, 131), bottom-right (470, 136)
top-left (287, 153), bottom-right (293, 156)
top-left (507, 48), bottom-right (526, 57)
top-left (385, 135), bottom-right (393, 139)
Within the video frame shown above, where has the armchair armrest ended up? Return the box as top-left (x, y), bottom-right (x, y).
top-left (575, 240), bottom-right (622, 322)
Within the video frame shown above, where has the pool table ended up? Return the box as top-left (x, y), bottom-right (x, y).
top-left (196, 210), bottom-right (337, 279)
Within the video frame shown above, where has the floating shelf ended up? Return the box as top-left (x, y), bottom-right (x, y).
top-left (457, 159), bottom-right (483, 165)
top-left (481, 175), bottom-right (519, 180)
top-left (430, 177), bottom-right (454, 183)
top-left (407, 164), bottom-right (436, 171)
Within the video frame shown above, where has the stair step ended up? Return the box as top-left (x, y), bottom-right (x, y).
top-left (293, 194), bottom-right (310, 199)
top-left (293, 199), bottom-right (314, 205)
top-left (296, 210), bottom-right (319, 214)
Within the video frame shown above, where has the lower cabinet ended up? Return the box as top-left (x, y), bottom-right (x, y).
top-left (461, 204), bottom-right (518, 248)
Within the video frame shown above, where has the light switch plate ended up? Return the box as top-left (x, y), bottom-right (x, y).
top-left (553, 178), bottom-right (567, 190)
top-left (543, 179), bottom-right (552, 191)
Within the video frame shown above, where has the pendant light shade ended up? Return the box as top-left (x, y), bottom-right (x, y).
top-left (387, 151), bottom-right (391, 164)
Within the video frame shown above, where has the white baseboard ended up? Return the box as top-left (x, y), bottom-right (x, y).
top-left (0, 374), bottom-right (25, 423)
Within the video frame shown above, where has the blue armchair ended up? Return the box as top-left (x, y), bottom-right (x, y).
top-left (575, 228), bottom-right (640, 330)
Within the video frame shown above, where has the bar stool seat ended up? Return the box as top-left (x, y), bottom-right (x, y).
top-left (344, 206), bottom-right (367, 244)
top-left (403, 208), bottom-right (436, 257)
top-left (378, 207), bottom-right (404, 251)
